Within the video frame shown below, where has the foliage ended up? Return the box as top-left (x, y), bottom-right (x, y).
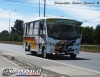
top-left (80, 26), bottom-right (94, 44)
top-left (11, 19), bottom-right (24, 36)
top-left (79, 25), bottom-right (100, 45)
top-left (0, 19), bottom-right (24, 42)
top-left (81, 45), bottom-right (100, 53)
top-left (94, 25), bottom-right (100, 44)
top-left (0, 30), bottom-right (9, 36)
top-left (0, 32), bottom-right (23, 42)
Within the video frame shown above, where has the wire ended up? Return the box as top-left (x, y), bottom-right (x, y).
top-left (0, 0), bottom-right (37, 4)
top-left (1, 0), bottom-right (100, 10)
top-left (83, 16), bottom-right (100, 22)
top-left (0, 0), bottom-right (39, 8)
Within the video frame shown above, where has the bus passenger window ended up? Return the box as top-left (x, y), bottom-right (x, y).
top-left (33, 21), bottom-right (39, 35)
top-left (28, 23), bottom-right (33, 35)
top-left (26, 24), bottom-right (30, 35)
top-left (24, 24), bottom-right (27, 35)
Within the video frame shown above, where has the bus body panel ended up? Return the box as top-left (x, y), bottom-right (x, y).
top-left (24, 36), bottom-right (45, 53)
top-left (46, 37), bottom-right (81, 54)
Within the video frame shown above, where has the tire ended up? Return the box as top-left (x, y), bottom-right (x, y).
top-left (30, 51), bottom-right (37, 56)
top-left (42, 48), bottom-right (47, 58)
top-left (30, 51), bottom-right (33, 55)
top-left (25, 42), bottom-right (29, 51)
top-left (25, 45), bottom-right (30, 51)
top-left (29, 45), bottom-right (37, 56)
top-left (70, 54), bottom-right (76, 59)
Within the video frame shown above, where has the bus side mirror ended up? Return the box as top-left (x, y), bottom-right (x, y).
top-left (78, 21), bottom-right (83, 26)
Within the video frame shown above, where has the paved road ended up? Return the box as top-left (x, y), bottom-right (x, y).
top-left (0, 43), bottom-right (100, 77)
top-left (0, 53), bottom-right (19, 77)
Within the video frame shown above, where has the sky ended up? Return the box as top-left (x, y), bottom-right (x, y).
top-left (0, 0), bottom-right (100, 32)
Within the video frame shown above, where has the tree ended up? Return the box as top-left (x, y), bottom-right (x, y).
top-left (94, 25), bottom-right (100, 44)
top-left (11, 19), bottom-right (24, 36)
top-left (0, 30), bottom-right (9, 41)
top-left (0, 20), bottom-right (24, 42)
top-left (80, 26), bottom-right (94, 44)
top-left (0, 30), bottom-right (9, 36)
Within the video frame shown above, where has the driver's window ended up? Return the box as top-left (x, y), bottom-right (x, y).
top-left (39, 21), bottom-right (43, 34)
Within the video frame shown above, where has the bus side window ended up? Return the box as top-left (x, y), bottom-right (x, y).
top-left (32, 22), bottom-right (35, 35)
top-left (29, 22), bottom-right (33, 35)
top-left (26, 24), bottom-right (30, 35)
top-left (23, 24), bottom-right (26, 36)
top-left (33, 21), bottom-right (39, 35)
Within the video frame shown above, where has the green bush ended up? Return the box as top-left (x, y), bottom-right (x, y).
top-left (0, 33), bottom-right (23, 42)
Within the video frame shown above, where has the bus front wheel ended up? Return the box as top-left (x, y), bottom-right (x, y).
top-left (30, 51), bottom-right (37, 56)
top-left (70, 54), bottom-right (76, 59)
top-left (42, 48), bottom-right (47, 58)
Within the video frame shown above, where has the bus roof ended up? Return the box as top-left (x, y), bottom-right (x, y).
top-left (25, 17), bottom-right (74, 24)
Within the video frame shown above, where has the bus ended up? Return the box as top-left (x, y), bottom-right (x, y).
top-left (23, 17), bottom-right (82, 59)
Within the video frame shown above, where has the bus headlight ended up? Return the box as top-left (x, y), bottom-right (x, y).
top-left (53, 53), bottom-right (55, 55)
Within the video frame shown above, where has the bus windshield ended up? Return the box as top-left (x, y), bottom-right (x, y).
top-left (47, 19), bottom-right (80, 40)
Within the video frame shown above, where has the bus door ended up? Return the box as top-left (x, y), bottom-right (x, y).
top-left (38, 20), bottom-right (46, 52)
top-left (23, 24), bottom-right (26, 48)
top-left (23, 23), bottom-right (29, 50)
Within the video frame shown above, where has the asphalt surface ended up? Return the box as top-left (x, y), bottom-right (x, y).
top-left (0, 54), bottom-right (18, 77)
top-left (0, 43), bottom-right (100, 77)
top-left (0, 49), bottom-right (65, 77)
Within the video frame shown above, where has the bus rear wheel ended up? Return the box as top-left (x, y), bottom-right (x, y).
top-left (29, 45), bottom-right (37, 56)
top-left (70, 54), bottom-right (76, 59)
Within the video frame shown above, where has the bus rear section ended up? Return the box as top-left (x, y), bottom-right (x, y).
top-left (23, 19), bottom-right (46, 55)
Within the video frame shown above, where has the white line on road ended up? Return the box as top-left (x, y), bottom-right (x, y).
top-left (0, 56), bottom-right (19, 67)
top-left (1, 48), bottom-right (100, 74)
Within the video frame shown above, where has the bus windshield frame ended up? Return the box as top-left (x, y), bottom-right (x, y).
top-left (46, 19), bottom-right (80, 40)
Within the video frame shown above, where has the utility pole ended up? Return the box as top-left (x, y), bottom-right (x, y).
top-left (39, 0), bottom-right (40, 17)
top-left (44, 0), bottom-right (46, 17)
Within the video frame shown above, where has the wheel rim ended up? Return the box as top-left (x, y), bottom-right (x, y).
top-left (30, 51), bottom-right (32, 55)
top-left (43, 49), bottom-right (46, 58)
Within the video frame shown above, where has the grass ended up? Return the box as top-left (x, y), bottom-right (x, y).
top-left (80, 45), bottom-right (100, 53)
top-left (0, 41), bottom-right (23, 45)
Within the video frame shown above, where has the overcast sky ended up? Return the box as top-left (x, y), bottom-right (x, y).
top-left (0, 0), bottom-right (100, 32)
